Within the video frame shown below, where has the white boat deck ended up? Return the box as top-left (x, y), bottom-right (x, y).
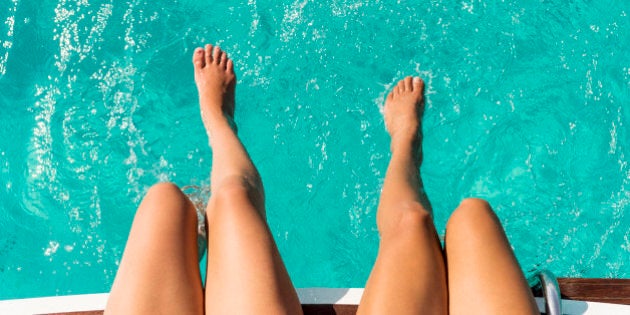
top-left (1, 288), bottom-right (630, 315)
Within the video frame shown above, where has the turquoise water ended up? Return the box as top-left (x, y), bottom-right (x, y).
top-left (1, 0), bottom-right (629, 299)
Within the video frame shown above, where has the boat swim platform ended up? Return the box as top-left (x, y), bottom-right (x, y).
top-left (0, 278), bottom-right (628, 315)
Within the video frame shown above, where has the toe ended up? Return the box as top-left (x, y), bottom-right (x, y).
top-left (393, 85), bottom-right (401, 96)
top-left (226, 59), bottom-right (234, 73)
top-left (192, 47), bottom-right (205, 68)
top-left (404, 76), bottom-right (413, 91)
top-left (412, 77), bottom-right (424, 92)
top-left (397, 79), bottom-right (406, 92)
top-left (215, 50), bottom-right (224, 66)
top-left (220, 51), bottom-right (228, 67)
top-left (205, 44), bottom-right (213, 64)
top-left (213, 46), bottom-right (221, 64)
top-left (386, 88), bottom-right (395, 102)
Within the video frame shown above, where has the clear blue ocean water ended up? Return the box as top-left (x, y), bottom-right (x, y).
top-left (0, 0), bottom-right (628, 299)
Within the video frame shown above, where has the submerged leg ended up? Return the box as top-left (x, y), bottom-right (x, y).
top-left (193, 45), bottom-right (303, 314)
top-left (105, 182), bottom-right (203, 315)
top-left (357, 77), bottom-right (447, 315)
top-left (445, 198), bottom-right (539, 315)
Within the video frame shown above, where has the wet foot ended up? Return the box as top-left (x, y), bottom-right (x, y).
top-left (384, 76), bottom-right (424, 152)
top-left (192, 44), bottom-right (236, 139)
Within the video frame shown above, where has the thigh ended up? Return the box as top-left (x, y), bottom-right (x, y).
top-left (358, 206), bottom-right (447, 315)
top-left (105, 182), bottom-right (204, 315)
top-left (204, 183), bottom-right (303, 315)
top-left (445, 198), bottom-right (538, 315)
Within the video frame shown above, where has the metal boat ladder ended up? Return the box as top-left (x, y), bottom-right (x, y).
top-left (532, 270), bottom-right (562, 315)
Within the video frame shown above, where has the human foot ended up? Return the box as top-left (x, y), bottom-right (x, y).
top-left (384, 76), bottom-right (424, 151)
top-left (192, 44), bottom-right (236, 136)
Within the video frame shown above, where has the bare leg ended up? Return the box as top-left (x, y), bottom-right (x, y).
top-left (193, 45), bottom-right (302, 315)
top-left (357, 77), bottom-right (447, 315)
top-left (105, 182), bottom-right (203, 315)
top-left (446, 198), bottom-right (539, 315)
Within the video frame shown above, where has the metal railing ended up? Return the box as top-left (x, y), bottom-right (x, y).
top-left (531, 269), bottom-right (562, 315)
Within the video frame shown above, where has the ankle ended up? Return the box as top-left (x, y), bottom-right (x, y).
top-left (390, 133), bottom-right (419, 152)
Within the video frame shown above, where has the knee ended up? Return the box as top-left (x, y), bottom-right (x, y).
top-left (146, 182), bottom-right (184, 198)
top-left (378, 202), bottom-right (434, 240)
top-left (446, 198), bottom-right (497, 233)
top-left (144, 182), bottom-right (188, 205)
top-left (214, 177), bottom-right (256, 200)
top-left (212, 178), bottom-right (264, 212)
top-left (139, 182), bottom-right (194, 216)
top-left (457, 197), bottom-right (492, 212)
top-left (126, 182), bottom-right (199, 239)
